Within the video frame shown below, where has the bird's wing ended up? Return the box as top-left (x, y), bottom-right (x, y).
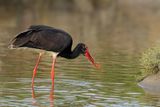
top-left (27, 30), bottom-right (72, 52)
top-left (9, 25), bottom-right (73, 53)
top-left (9, 30), bottom-right (33, 48)
top-left (9, 25), bottom-right (53, 48)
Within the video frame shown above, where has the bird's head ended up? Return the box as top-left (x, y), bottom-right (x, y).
top-left (79, 43), bottom-right (100, 69)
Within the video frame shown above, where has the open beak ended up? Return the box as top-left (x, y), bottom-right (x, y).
top-left (84, 48), bottom-right (100, 69)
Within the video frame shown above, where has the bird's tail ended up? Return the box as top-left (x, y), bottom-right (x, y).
top-left (8, 30), bottom-right (32, 49)
top-left (8, 37), bottom-right (18, 49)
top-left (8, 43), bottom-right (18, 49)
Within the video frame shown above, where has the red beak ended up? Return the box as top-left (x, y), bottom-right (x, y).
top-left (84, 48), bottom-right (100, 69)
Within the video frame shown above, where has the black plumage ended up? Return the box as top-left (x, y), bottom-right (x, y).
top-left (10, 25), bottom-right (72, 53)
top-left (9, 25), bottom-right (100, 61)
top-left (9, 25), bottom-right (89, 59)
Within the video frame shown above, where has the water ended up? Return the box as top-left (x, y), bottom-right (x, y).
top-left (1, 1), bottom-right (160, 107)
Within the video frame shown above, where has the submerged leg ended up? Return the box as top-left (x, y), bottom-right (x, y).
top-left (50, 53), bottom-right (57, 89)
top-left (31, 53), bottom-right (43, 87)
top-left (50, 85), bottom-right (54, 107)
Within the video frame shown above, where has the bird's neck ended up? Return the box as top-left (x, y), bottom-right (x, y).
top-left (70, 44), bottom-right (82, 59)
top-left (60, 44), bottom-right (82, 59)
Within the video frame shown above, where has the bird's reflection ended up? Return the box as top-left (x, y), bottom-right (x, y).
top-left (31, 85), bottom-right (55, 107)
top-left (50, 85), bottom-right (54, 107)
top-left (31, 86), bottom-right (39, 106)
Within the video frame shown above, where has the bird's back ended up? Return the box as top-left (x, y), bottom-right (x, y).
top-left (9, 25), bottom-right (73, 53)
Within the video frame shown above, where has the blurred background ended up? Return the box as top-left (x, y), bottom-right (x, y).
top-left (1, 0), bottom-right (160, 52)
top-left (1, 0), bottom-right (160, 106)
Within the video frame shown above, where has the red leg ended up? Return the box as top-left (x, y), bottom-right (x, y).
top-left (49, 54), bottom-right (57, 107)
top-left (50, 54), bottom-right (57, 89)
top-left (31, 86), bottom-right (35, 99)
top-left (31, 53), bottom-right (42, 87)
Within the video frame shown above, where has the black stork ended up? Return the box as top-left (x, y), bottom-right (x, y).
top-left (9, 25), bottom-right (100, 88)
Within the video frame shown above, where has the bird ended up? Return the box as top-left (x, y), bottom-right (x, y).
top-left (9, 25), bottom-right (100, 88)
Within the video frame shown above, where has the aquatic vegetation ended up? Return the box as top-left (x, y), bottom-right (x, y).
top-left (138, 46), bottom-right (160, 81)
